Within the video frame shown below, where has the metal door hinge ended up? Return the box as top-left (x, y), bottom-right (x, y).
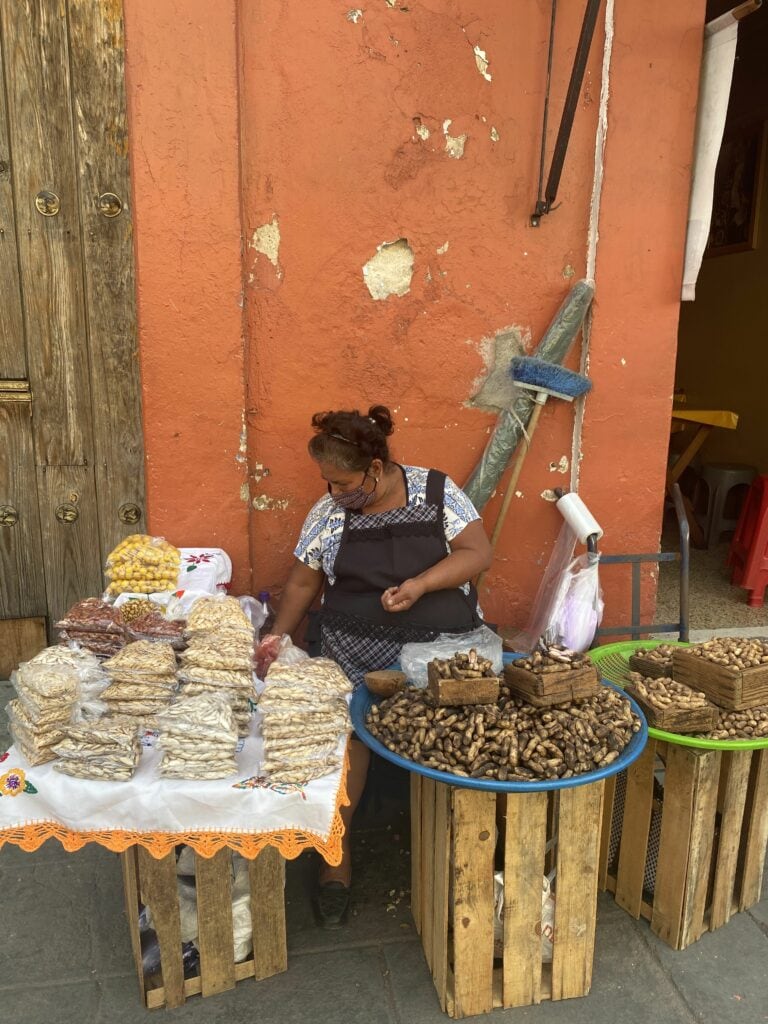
top-left (0, 380), bottom-right (31, 403)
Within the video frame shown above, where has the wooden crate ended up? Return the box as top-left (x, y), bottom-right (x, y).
top-left (624, 682), bottom-right (719, 734)
top-left (121, 845), bottom-right (287, 1009)
top-left (427, 663), bottom-right (501, 707)
top-left (599, 739), bottom-right (768, 949)
top-left (628, 653), bottom-right (672, 679)
top-left (672, 649), bottom-right (768, 710)
top-left (503, 663), bottom-right (600, 707)
top-left (410, 773), bottom-right (605, 1018)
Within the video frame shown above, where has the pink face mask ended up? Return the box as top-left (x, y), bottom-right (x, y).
top-left (329, 469), bottom-right (378, 511)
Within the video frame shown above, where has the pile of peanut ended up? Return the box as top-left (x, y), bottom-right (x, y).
top-left (516, 642), bottom-right (591, 675)
top-left (635, 644), bottom-right (676, 663)
top-left (688, 637), bottom-right (768, 670)
top-left (699, 707), bottom-right (768, 740)
top-left (366, 686), bottom-right (640, 782)
top-left (627, 672), bottom-right (710, 711)
top-left (431, 649), bottom-right (496, 680)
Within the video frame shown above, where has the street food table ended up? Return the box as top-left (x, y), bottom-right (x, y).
top-left (668, 408), bottom-right (739, 547)
top-left (0, 731), bottom-right (350, 1009)
top-left (591, 641), bottom-right (768, 950)
top-left (350, 671), bottom-right (648, 1019)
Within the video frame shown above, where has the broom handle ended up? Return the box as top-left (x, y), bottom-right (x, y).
top-left (476, 397), bottom-right (546, 593)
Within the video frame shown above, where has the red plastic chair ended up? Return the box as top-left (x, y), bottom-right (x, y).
top-left (728, 475), bottom-right (768, 607)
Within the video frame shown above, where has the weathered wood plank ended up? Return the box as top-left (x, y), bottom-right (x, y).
top-left (710, 750), bottom-right (751, 929)
top-left (451, 788), bottom-right (495, 1018)
top-left (120, 848), bottom-right (146, 1004)
top-left (551, 782), bottom-right (603, 1001)
top-left (137, 847), bottom-right (185, 1009)
top-left (430, 781), bottom-right (452, 1011)
top-left (651, 746), bottom-right (720, 949)
top-left (35, 465), bottom-right (102, 625)
top-left (739, 749), bottom-right (768, 910)
top-left (1, 0), bottom-right (95, 468)
top-left (195, 849), bottom-right (236, 997)
top-left (410, 773), bottom-right (422, 934)
top-left (248, 845), bottom-right (287, 981)
top-left (598, 773), bottom-right (616, 890)
top-left (0, 21), bottom-right (25, 378)
top-left (0, 401), bottom-right (46, 619)
top-left (502, 790), bottom-right (547, 1008)
top-left (615, 742), bottom-right (656, 918)
top-left (66, 0), bottom-right (145, 562)
top-left (0, 617), bottom-right (46, 676)
top-left (420, 776), bottom-right (436, 971)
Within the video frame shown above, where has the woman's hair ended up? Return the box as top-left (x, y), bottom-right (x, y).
top-left (308, 405), bottom-right (394, 471)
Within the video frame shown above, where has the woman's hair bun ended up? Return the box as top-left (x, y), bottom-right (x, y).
top-left (367, 405), bottom-right (394, 437)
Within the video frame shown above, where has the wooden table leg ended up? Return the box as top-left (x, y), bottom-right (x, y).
top-left (667, 423), bottom-right (711, 548)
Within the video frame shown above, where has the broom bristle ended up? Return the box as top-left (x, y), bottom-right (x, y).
top-left (510, 356), bottom-right (592, 398)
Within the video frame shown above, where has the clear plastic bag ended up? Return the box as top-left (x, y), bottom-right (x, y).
top-left (55, 597), bottom-right (124, 635)
top-left (400, 625), bottom-right (503, 688)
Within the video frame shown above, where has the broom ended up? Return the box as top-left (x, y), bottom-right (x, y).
top-left (477, 356), bottom-right (592, 591)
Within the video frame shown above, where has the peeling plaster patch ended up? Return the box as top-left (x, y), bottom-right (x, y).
top-left (468, 325), bottom-right (528, 412)
top-left (490, 126), bottom-right (500, 142)
top-left (252, 462), bottom-right (269, 484)
top-left (385, 0), bottom-right (396, 5)
top-left (235, 411), bottom-right (248, 465)
top-left (415, 123), bottom-right (430, 141)
top-left (346, 8), bottom-right (363, 22)
top-left (515, 491), bottom-right (524, 499)
top-left (548, 455), bottom-right (569, 474)
top-left (240, 482), bottom-right (250, 503)
top-left (540, 489), bottom-right (559, 503)
top-left (362, 239), bottom-right (414, 300)
top-left (473, 45), bottom-right (492, 81)
top-left (620, 357), bottom-right (626, 366)
top-left (562, 264), bottom-right (575, 279)
top-left (442, 120), bottom-right (467, 159)
top-left (249, 215), bottom-right (281, 272)
top-left (252, 495), bottom-right (290, 511)
top-left (436, 241), bottom-right (449, 255)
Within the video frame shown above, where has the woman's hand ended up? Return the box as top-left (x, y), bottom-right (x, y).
top-left (381, 578), bottom-right (427, 613)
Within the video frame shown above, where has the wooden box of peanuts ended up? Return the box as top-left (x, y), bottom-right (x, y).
top-left (672, 637), bottom-right (768, 711)
top-left (504, 642), bottom-right (600, 707)
top-left (628, 643), bottom-right (675, 680)
top-left (624, 673), bottom-right (718, 733)
top-left (427, 649), bottom-right (500, 707)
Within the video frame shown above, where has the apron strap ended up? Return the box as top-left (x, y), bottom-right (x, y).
top-left (425, 469), bottom-right (446, 508)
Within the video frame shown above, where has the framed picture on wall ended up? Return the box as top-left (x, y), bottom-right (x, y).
top-left (706, 121), bottom-right (766, 256)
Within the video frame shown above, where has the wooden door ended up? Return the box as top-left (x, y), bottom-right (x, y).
top-left (0, 0), bottom-right (144, 671)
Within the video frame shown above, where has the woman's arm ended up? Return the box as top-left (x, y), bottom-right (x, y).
top-left (382, 520), bottom-right (492, 613)
top-left (272, 559), bottom-right (326, 636)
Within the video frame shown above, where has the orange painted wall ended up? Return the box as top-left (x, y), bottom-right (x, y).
top-left (125, 1), bottom-right (705, 631)
top-left (123, 0), bottom-right (251, 591)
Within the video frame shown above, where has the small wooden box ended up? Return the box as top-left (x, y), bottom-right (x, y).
top-left (628, 653), bottom-right (672, 680)
top-left (121, 845), bottom-right (287, 1009)
top-left (503, 663), bottom-right (600, 707)
top-left (427, 662), bottom-right (500, 706)
top-left (672, 649), bottom-right (768, 710)
top-left (411, 774), bottom-right (605, 1017)
top-left (624, 682), bottom-right (718, 734)
top-left (599, 740), bottom-right (768, 950)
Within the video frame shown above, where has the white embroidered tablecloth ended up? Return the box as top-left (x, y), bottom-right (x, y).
top-left (0, 717), bottom-right (349, 863)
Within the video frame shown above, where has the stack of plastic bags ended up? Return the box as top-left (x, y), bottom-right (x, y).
top-left (105, 534), bottom-right (181, 597)
top-left (177, 597), bottom-right (254, 736)
top-left (51, 718), bottom-right (141, 781)
top-left (7, 647), bottom-right (107, 766)
top-left (157, 693), bottom-right (239, 779)
top-left (55, 597), bottom-right (126, 658)
top-left (259, 659), bottom-right (352, 783)
top-left (100, 640), bottom-right (179, 726)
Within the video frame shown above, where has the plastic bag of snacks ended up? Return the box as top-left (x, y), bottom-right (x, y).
top-left (105, 534), bottom-right (181, 597)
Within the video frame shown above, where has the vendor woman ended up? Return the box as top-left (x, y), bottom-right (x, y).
top-left (268, 405), bottom-right (492, 927)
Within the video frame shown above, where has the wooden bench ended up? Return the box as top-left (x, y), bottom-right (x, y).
top-left (410, 774), bottom-right (605, 1018)
top-left (121, 845), bottom-right (287, 1009)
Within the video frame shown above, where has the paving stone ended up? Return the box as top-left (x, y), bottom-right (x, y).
top-left (643, 911), bottom-right (768, 1023)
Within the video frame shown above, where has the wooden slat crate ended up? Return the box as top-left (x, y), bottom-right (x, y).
top-left (599, 739), bottom-right (768, 949)
top-left (410, 773), bottom-right (605, 1018)
top-left (503, 663), bottom-right (599, 707)
top-left (672, 649), bottom-right (768, 710)
top-left (121, 845), bottom-right (287, 1009)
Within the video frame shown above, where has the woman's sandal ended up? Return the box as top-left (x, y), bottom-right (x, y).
top-left (314, 879), bottom-right (351, 929)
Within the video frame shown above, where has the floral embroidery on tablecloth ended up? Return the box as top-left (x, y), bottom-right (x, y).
top-left (233, 776), bottom-right (307, 800)
top-left (0, 768), bottom-right (37, 797)
top-left (183, 552), bottom-right (214, 574)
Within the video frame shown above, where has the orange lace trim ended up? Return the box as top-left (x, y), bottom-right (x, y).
top-left (0, 750), bottom-right (351, 865)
